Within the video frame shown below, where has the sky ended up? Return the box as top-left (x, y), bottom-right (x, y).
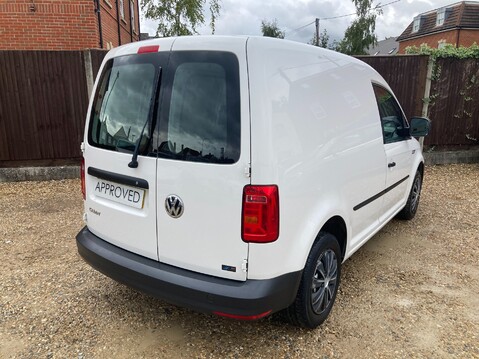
top-left (139, 0), bottom-right (465, 44)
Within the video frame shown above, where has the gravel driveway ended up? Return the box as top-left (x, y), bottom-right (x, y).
top-left (1, 164), bottom-right (478, 358)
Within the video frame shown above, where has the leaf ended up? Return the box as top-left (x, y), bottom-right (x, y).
top-left (141, 0), bottom-right (221, 37)
top-left (337, 0), bottom-right (382, 55)
top-left (261, 19), bottom-right (285, 39)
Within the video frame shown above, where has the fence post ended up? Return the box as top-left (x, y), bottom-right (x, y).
top-left (83, 50), bottom-right (94, 97)
top-left (420, 57), bottom-right (435, 150)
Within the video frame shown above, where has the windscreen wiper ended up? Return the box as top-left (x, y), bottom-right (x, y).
top-left (128, 67), bottom-right (162, 168)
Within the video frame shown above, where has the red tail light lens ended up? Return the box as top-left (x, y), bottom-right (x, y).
top-left (242, 185), bottom-right (279, 243)
top-left (81, 158), bottom-right (86, 200)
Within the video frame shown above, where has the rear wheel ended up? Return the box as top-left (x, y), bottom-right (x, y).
top-left (283, 232), bottom-right (341, 328)
top-left (397, 170), bottom-right (422, 220)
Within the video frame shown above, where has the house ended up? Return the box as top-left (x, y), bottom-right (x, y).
top-left (367, 37), bottom-right (399, 56)
top-left (0, 0), bottom-right (140, 50)
top-left (140, 32), bottom-right (157, 41)
top-left (397, 1), bottom-right (479, 53)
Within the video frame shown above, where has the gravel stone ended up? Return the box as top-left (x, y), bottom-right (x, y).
top-left (1, 164), bottom-right (478, 358)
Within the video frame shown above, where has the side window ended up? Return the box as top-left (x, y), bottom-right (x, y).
top-left (372, 85), bottom-right (409, 144)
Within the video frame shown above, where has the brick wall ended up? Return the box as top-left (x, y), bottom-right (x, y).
top-left (100, 0), bottom-right (119, 48)
top-left (399, 29), bottom-right (479, 53)
top-left (99, 0), bottom-right (139, 49)
top-left (458, 29), bottom-right (479, 47)
top-left (0, 0), bottom-right (140, 50)
top-left (0, 0), bottom-right (99, 50)
top-left (398, 30), bottom-right (458, 53)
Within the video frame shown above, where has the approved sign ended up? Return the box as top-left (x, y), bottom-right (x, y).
top-left (94, 180), bottom-right (145, 209)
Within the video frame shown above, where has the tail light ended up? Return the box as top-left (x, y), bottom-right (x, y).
top-left (81, 157), bottom-right (86, 200)
top-left (242, 185), bottom-right (279, 243)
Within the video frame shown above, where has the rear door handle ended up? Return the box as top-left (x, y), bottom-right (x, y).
top-left (388, 162), bottom-right (396, 168)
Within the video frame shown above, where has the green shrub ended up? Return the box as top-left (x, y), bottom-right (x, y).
top-left (404, 43), bottom-right (479, 59)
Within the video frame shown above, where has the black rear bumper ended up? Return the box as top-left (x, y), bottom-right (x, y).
top-left (76, 227), bottom-right (302, 318)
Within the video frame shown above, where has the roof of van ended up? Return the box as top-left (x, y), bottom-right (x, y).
top-left (103, 36), bottom-right (381, 87)
top-left (106, 36), bottom-right (369, 68)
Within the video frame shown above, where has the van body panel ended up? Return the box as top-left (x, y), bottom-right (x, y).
top-left (246, 38), bottom-right (388, 278)
top-left (107, 37), bottom-right (177, 58)
top-left (155, 38), bottom-right (251, 280)
top-left (381, 140), bottom-right (415, 218)
top-left (168, 35), bottom-right (249, 51)
top-left (77, 227), bottom-right (301, 316)
top-left (83, 42), bottom-right (173, 261)
top-left (84, 149), bottom-right (158, 260)
top-left (155, 162), bottom-right (250, 280)
top-left (380, 138), bottom-right (422, 222)
top-left (78, 36), bottom-right (428, 321)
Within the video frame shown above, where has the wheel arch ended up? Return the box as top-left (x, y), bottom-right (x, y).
top-left (317, 216), bottom-right (347, 262)
top-left (418, 161), bottom-right (424, 177)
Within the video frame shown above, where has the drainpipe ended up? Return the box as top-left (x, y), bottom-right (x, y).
top-left (136, 0), bottom-right (140, 39)
top-left (115, 0), bottom-right (122, 46)
top-left (456, 28), bottom-right (461, 48)
top-left (129, 0), bottom-right (133, 42)
top-left (94, 0), bottom-right (103, 48)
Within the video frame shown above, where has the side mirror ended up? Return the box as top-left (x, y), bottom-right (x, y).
top-left (410, 117), bottom-right (431, 137)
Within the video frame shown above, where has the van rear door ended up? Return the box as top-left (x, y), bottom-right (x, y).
top-left (155, 38), bottom-right (250, 281)
top-left (84, 44), bottom-right (172, 261)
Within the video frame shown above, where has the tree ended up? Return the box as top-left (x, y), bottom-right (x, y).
top-left (338, 0), bottom-right (382, 55)
top-left (308, 29), bottom-right (341, 51)
top-left (328, 39), bottom-right (341, 52)
top-left (141, 0), bottom-right (221, 37)
top-left (261, 19), bottom-right (285, 39)
top-left (309, 29), bottom-right (330, 48)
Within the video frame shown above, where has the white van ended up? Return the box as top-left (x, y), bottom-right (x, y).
top-left (76, 36), bottom-right (430, 328)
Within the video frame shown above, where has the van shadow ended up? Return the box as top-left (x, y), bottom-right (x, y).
top-left (87, 220), bottom-right (414, 357)
top-left (93, 280), bottom-right (323, 357)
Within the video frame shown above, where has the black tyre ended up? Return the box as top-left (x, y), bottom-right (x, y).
top-left (397, 170), bottom-right (422, 220)
top-left (283, 232), bottom-right (341, 328)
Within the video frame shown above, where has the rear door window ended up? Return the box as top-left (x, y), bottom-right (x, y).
top-left (88, 53), bottom-right (166, 155)
top-left (157, 51), bottom-right (240, 164)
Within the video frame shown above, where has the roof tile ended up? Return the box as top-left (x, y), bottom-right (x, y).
top-left (397, 1), bottom-right (479, 42)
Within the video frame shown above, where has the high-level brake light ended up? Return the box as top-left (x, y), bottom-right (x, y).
top-left (137, 45), bottom-right (160, 54)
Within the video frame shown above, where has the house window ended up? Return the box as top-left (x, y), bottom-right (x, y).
top-left (103, 0), bottom-right (113, 9)
top-left (119, 0), bottom-right (125, 19)
top-left (130, 0), bottom-right (135, 31)
top-left (436, 8), bottom-right (446, 26)
top-left (438, 39), bottom-right (447, 49)
top-left (412, 16), bottom-right (421, 33)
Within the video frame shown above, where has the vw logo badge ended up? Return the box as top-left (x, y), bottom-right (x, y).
top-left (165, 195), bottom-right (184, 218)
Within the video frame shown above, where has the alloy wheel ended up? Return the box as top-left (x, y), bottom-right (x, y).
top-left (311, 249), bottom-right (338, 314)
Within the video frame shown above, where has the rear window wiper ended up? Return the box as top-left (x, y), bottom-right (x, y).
top-left (128, 67), bottom-right (162, 168)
